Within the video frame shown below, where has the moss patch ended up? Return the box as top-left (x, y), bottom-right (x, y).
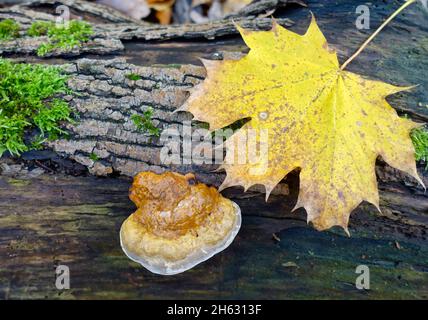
top-left (0, 19), bottom-right (93, 56)
top-left (130, 108), bottom-right (160, 137)
top-left (26, 20), bottom-right (52, 37)
top-left (125, 73), bottom-right (141, 81)
top-left (0, 19), bottom-right (20, 41)
top-left (0, 58), bottom-right (74, 157)
top-left (411, 126), bottom-right (428, 169)
top-left (89, 152), bottom-right (100, 161)
top-left (27, 20), bottom-right (93, 57)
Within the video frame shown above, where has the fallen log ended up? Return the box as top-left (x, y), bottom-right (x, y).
top-left (0, 0), bottom-right (427, 300)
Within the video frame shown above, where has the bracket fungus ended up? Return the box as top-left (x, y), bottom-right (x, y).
top-left (120, 171), bottom-right (241, 275)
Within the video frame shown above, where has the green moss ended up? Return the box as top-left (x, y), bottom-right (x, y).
top-left (26, 21), bottom-right (52, 37)
top-left (0, 58), bottom-right (74, 157)
top-left (27, 20), bottom-right (93, 57)
top-left (89, 152), bottom-right (99, 161)
top-left (126, 73), bottom-right (141, 81)
top-left (130, 108), bottom-right (160, 137)
top-left (0, 19), bottom-right (20, 41)
top-left (411, 126), bottom-right (428, 169)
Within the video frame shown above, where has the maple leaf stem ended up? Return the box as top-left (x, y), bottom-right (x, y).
top-left (340, 0), bottom-right (418, 71)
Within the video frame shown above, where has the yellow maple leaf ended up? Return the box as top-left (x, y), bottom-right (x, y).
top-left (178, 16), bottom-right (424, 233)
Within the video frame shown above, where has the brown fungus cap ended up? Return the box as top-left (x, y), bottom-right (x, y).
top-left (120, 171), bottom-right (241, 275)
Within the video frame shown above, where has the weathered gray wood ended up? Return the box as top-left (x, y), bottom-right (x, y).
top-left (0, 0), bottom-right (297, 54)
top-left (1, 0), bottom-right (426, 184)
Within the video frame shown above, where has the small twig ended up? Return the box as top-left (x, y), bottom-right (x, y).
top-left (35, 160), bottom-right (55, 173)
top-left (272, 233), bottom-right (281, 242)
top-left (340, 0), bottom-right (418, 71)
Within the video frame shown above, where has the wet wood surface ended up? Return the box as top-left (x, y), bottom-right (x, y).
top-left (0, 172), bottom-right (427, 299)
top-left (0, 0), bottom-right (427, 299)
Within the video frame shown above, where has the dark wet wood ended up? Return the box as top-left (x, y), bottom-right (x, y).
top-left (0, 173), bottom-right (427, 299)
top-left (0, 0), bottom-right (427, 299)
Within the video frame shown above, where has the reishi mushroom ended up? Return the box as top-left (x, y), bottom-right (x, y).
top-left (120, 171), bottom-right (241, 275)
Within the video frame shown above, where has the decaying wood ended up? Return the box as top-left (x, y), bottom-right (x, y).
top-left (0, 0), bottom-right (297, 57)
top-left (35, 57), bottom-right (427, 194)
top-left (0, 0), bottom-right (426, 197)
top-left (22, 0), bottom-right (141, 23)
top-left (227, 0), bottom-right (306, 18)
top-left (3, 54), bottom-right (422, 194)
top-left (0, 172), bottom-right (427, 299)
top-left (0, 0), bottom-right (427, 299)
top-left (49, 58), bottom-right (227, 185)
